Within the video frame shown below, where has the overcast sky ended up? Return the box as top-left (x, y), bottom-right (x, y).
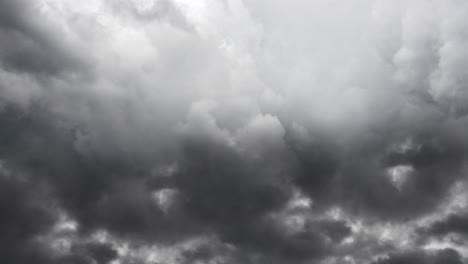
top-left (1, 0), bottom-right (468, 263)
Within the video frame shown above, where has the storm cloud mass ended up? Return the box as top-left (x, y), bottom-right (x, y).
top-left (1, 0), bottom-right (468, 263)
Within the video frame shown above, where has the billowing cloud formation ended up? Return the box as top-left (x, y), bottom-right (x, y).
top-left (1, 0), bottom-right (468, 263)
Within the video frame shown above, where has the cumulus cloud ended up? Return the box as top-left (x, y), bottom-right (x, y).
top-left (1, 0), bottom-right (468, 263)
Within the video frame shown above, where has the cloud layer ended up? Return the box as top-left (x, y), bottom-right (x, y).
top-left (1, 0), bottom-right (468, 263)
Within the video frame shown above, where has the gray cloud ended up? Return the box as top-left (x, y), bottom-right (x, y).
top-left (0, 0), bottom-right (89, 76)
top-left (371, 248), bottom-right (464, 264)
top-left (1, 0), bottom-right (468, 263)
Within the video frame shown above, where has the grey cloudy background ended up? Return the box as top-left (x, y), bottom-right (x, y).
top-left (1, 0), bottom-right (468, 263)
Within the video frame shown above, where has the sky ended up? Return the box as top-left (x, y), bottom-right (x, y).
top-left (1, 0), bottom-right (468, 263)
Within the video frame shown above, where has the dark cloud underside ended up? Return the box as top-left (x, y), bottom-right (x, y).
top-left (1, 0), bottom-right (468, 263)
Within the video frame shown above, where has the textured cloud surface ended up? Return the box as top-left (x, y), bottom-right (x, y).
top-left (1, 0), bottom-right (468, 263)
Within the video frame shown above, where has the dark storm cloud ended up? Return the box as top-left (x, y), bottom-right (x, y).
top-left (371, 248), bottom-right (464, 264)
top-left (0, 103), bottom-right (345, 262)
top-left (0, 105), bottom-right (195, 243)
top-left (0, 163), bottom-right (55, 264)
top-left (1, 0), bottom-right (468, 263)
top-left (180, 241), bottom-right (252, 264)
top-left (174, 136), bottom-right (289, 236)
top-left (56, 242), bottom-right (118, 264)
top-left (421, 212), bottom-right (468, 238)
top-left (285, 115), bottom-right (468, 221)
top-left (171, 128), bottom-right (338, 261)
top-left (0, 0), bottom-right (88, 77)
top-left (315, 219), bottom-right (352, 243)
